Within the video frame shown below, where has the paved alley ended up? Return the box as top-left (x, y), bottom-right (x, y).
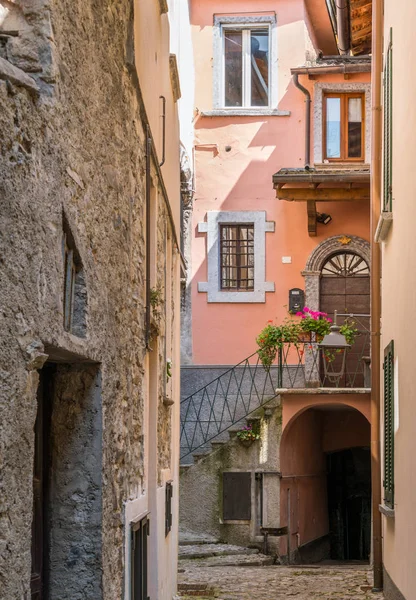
top-left (178, 563), bottom-right (385, 600)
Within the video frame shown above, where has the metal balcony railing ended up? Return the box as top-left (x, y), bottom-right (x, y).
top-left (180, 318), bottom-right (370, 460)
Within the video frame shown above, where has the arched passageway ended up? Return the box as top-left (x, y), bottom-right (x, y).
top-left (279, 404), bottom-right (371, 564)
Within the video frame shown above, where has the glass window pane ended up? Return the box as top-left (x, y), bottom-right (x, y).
top-left (326, 97), bottom-right (341, 158)
top-left (224, 30), bottom-right (243, 107)
top-left (250, 30), bottom-right (269, 107)
top-left (348, 97), bottom-right (362, 158)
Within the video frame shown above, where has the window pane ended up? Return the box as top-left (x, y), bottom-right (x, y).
top-left (251, 30), bottom-right (269, 107)
top-left (224, 30), bottom-right (243, 107)
top-left (326, 97), bottom-right (341, 158)
top-left (348, 97), bottom-right (362, 158)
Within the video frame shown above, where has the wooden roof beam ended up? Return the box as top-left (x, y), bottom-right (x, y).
top-left (275, 188), bottom-right (370, 202)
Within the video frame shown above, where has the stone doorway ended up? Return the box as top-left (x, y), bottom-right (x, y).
top-left (31, 361), bottom-right (102, 600)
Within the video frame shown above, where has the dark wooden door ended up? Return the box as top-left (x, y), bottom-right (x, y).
top-left (320, 252), bottom-right (370, 386)
top-left (31, 367), bottom-right (53, 599)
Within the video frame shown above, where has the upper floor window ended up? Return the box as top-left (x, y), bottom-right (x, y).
top-left (324, 93), bottom-right (365, 161)
top-left (222, 26), bottom-right (270, 108)
top-left (220, 224), bottom-right (254, 290)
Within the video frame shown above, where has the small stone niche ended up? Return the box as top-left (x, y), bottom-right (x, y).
top-left (62, 214), bottom-right (87, 338)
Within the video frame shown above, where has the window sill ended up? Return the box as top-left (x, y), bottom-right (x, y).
top-left (379, 504), bottom-right (395, 518)
top-left (200, 108), bottom-right (291, 117)
top-left (375, 211), bottom-right (393, 242)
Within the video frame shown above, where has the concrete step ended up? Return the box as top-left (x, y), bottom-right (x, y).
top-left (177, 582), bottom-right (216, 597)
top-left (178, 543), bottom-right (259, 560)
top-left (210, 440), bottom-right (227, 451)
top-left (179, 552), bottom-right (274, 568)
top-left (192, 452), bottom-right (210, 463)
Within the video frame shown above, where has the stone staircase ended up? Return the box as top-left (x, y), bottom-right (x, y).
top-left (180, 414), bottom-right (263, 470)
top-left (178, 529), bottom-right (274, 570)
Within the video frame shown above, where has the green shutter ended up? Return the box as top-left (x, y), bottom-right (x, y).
top-left (383, 28), bottom-right (393, 212)
top-left (383, 340), bottom-right (394, 508)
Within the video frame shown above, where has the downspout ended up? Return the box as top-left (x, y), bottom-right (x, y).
top-left (370, 0), bottom-right (383, 591)
top-left (292, 74), bottom-right (311, 168)
top-left (336, 0), bottom-right (350, 55)
top-left (145, 125), bottom-right (152, 349)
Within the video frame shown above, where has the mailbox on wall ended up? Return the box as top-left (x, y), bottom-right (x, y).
top-left (289, 288), bottom-right (305, 313)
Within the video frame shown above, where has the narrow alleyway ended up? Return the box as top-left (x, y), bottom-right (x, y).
top-left (178, 562), bottom-right (384, 599)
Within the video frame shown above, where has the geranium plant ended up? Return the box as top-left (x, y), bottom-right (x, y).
top-left (236, 423), bottom-right (260, 442)
top-left (256, 308), bottom-right (358, 367)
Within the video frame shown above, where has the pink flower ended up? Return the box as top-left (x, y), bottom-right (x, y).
top-left (327, 318), bottom-right (333, 323)
top-left (303, 307), bottom-right (310, 313)
top-left (296, 311), bottom-right (303, 317)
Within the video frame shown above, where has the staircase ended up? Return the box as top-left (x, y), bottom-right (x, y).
top-left (180, 352), bottom-right (281, 463)
top-left (178, 529), bottom-right (274, 569)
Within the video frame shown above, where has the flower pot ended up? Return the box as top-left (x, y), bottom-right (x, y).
top-left (239, 439), bottom-right (255, 448)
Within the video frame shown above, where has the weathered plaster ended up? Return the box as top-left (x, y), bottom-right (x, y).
top-left (313, 82), bottom-right (371, 164)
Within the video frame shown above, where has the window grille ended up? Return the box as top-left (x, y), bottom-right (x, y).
top-left (383, 340), bottom-right (394, 508)
top-left (220, 224), bottom-right (254, 290)
top-left (383, 28), bottom-right (393, 212)
top-left (165, 482), bottom-right (173, 537)
top-left (131, 516), bottom-right (149, 600)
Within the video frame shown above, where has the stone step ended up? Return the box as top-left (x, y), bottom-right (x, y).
top-left (178, 543), bottom-right (259, 560)
top-left (179, 530), bottom-right (220, 546)
top-left (179, 552), bottom-right (274, 568)
top-left (177, 582), bottom-right (216, 597)
top-left (192, 452), bottom-right (210, 463)
top-left (210, 440), bottom-right (227, 451)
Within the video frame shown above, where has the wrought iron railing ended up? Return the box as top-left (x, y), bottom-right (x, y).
top-left (180, 319), bottom-right (370, 460)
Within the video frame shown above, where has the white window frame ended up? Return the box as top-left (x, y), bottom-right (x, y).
top-left (197, 211), bottom-right (275, 303)
top-left (220, 24), bottom-right (271, 109)
top-left (213, 15), bottom-right (278, 114)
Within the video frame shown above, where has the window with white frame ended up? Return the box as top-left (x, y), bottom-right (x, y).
top-left (223, 26), bottom-right (270, 108)
top-left (197, 211), bottom-right (275, 303)
top-left (213, 16), bottom-right (278, 112)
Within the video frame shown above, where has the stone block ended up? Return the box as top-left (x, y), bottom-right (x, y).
top-left (0, 55), bottom-right (38, 92)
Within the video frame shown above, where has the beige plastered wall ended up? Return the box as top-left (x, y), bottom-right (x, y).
top-left (379, 3), bottom-right (416, 599)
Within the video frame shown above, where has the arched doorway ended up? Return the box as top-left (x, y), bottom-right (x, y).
top-left (279, 403), bottom-right (371, 564)
top-left (320, 251), bottom-right (370, 387)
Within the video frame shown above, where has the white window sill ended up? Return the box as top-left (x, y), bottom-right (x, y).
top-left (379, 504), bottom-right (395, 519)
top-left (201, 109), bottom-right (291, 117)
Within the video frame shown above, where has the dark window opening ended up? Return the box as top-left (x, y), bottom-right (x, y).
top-left (220, 224), bottom-right (254, 290)
top-left (223, 472), bottom-right (251, 520)
top-left (131, 516), bottom-right (149, 600)
top-left (165, 482), bottom-right (173, 537)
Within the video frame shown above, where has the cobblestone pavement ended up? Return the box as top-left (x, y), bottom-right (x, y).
top-left (178, 563), bottom-right (385, 599)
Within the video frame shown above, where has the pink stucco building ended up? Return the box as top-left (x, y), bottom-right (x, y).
top-left (181, 0), bottom-right (375, 568)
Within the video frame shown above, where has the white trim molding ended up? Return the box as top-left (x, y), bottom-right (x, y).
top-left (313, 82), bottom-right (371, 164)
top-left (198, 210), bottom-right (275, 303)
top-left (213, 14), bottom-right (278, 113)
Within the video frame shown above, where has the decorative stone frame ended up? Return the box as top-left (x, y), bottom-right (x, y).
top-left (198, 211), bottom-right (275, 303)
top-left (212, 15), bottom-right (281, 115)
top-left (302, 235), bottom-right (370, 312)
top-left (313, 82), bottom-right (371, 164)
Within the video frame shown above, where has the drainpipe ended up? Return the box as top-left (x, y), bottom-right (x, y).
top-left (336, 0), bottom-right (350, 55)
top-left (370, 0), bottom-right (383, 591)
top-left (292, 74), bottom-right (311, 168)
top-left (145, 125), bottom-right (152, 349)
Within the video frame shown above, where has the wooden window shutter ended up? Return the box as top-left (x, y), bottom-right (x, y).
top-left (223, 472), bottom-right (251, 520)
top-left (383, 340), bottom-right (394, 508)
top-left (383, 28), bottom-right (393, 212)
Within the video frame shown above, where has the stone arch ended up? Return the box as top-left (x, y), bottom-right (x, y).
top-left (302, 235), bottom-right (370, 312)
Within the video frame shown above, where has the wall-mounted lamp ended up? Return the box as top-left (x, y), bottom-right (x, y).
top-left (316, 212), bottom-right (332, 225)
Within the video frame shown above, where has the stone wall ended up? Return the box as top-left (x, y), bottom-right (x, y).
top-left (179, 401), bottom-right (282, 552)
top-left (0, 0), bottom-right (180, 598)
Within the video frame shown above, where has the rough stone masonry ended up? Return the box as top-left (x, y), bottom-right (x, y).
top-left (0, 0), bottom-right (177, 598)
